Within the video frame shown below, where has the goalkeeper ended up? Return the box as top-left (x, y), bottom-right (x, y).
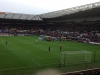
top-left (60, 46), bottom-right (62, 50)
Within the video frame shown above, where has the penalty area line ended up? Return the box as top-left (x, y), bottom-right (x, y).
top-left (0, 63), bottom-right (58, 72)
top-left (0, 65), bottom-right (38, 71)
top-left (32, 59), bottom-right (41, 66)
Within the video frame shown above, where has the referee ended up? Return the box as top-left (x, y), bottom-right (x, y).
top-left (6, 41), bottom-right (7, 45)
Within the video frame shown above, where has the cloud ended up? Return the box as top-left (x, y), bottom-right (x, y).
top-left (0, 0), bottom-right (100, 14)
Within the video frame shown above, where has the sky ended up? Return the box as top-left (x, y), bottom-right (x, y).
top-left (0, 0), bottom-right (100, 15)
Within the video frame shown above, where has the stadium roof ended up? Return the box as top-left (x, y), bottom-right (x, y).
top-left (0, 1), bottom-right (100, 21)
top-left (0, 12), bottom-right (42, 21)
top-left (40, 1), bottom-right (100, 19)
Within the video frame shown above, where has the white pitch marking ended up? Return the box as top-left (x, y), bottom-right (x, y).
top-left (0, 63), bottom-right (58, 71)
top-left (32, 59), bottom-right (41, 66)
top-left (0, 65), bottom-right (38, 71)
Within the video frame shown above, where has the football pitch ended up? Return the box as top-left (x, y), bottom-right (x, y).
top-left (0, 36), bottom-right (100, 75)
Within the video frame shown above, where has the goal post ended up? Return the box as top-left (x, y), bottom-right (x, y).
top-left (61, 50), bottom-right (92, 65)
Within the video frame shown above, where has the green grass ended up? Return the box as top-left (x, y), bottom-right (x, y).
top-left (0, 36), bottom-right (100, 75)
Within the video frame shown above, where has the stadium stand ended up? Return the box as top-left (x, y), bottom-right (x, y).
top-left (62, 68), bottom-right (100, 75)
top-left (0, 23), bottom-right (100, 43)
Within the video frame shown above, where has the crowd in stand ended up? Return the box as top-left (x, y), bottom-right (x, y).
top-left (0, 23), bottom-right (100, 42)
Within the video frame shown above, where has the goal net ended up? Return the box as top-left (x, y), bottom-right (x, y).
top-left (61, 50), bottom-right (92, 65)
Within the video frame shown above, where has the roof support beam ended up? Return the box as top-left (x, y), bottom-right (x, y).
top-left (9, 14), bottom-right (15, 23)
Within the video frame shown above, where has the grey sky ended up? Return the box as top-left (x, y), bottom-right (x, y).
top-left (0, 0), bottom-right (100, 15)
